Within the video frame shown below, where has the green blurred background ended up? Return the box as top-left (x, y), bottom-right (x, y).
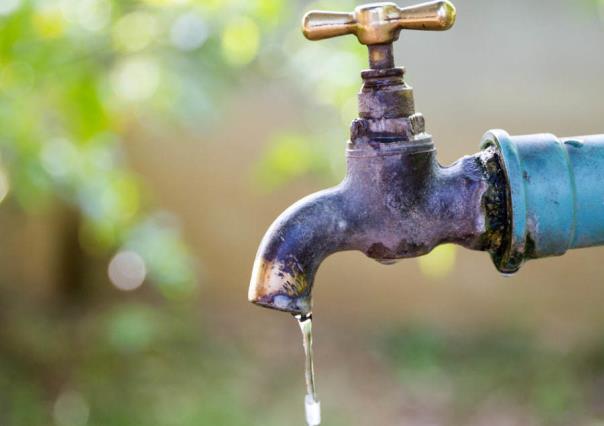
top-left (0, 0), bottom-right (603, 424)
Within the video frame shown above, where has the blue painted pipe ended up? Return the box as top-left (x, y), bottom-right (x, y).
top-left (481, 130), bottom-right (604, 273)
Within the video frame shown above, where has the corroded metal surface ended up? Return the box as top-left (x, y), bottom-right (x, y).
top-left (482, 131), bottom-right (604, 273)
top-left (250, 1), bottom-right (505, 314)
top-left (359, 68), bottom-right (415, 119)
top-left (248, 126), bottom-right (505, 314)
top-left (248, 59), bottom-right (508, 314)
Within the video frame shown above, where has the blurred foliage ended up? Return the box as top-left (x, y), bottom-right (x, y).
top-left (0, 0), bottom-right (373, 295)
top-left (6, 308), bottom-right (604, 425)
top-left (0, 301), bottom-right (350, 426)
top-left (253, 131), bottom-right (334, 192)
top-left (380, 326), bottom-right (604, 424)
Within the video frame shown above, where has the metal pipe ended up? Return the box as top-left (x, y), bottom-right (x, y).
top-left (482, 131), bottom-right (604, 273)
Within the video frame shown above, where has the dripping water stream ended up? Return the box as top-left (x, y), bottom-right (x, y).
top-left (295, 313), bottom-right (321, 425)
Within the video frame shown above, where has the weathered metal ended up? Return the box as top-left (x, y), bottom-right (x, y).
top-left (249, 1), bottom-right (604, 315)
top-left (482, 131), bottom-right (604, 273)
top-left (248, 54), bottom-right (508, 313)
top-left (248, 134), bottom-right (507, 314)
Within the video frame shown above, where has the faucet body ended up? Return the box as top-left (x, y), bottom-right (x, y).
top-left (249, 137), bottom-right (507, 314)
top-left (249, 66), bottom-right (508, 314)
top-left (249, 1), bottom-right (604, 315)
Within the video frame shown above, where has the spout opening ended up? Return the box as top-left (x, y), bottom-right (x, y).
top-left (249, 294), bottom-right (311, 315)
top-left (248, 255), bottom-right (314, 315)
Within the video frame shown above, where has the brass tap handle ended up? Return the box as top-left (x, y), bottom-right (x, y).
top-left (302, 1), bottom-right (456, 46)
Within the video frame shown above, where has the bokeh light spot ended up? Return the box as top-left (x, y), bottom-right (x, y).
top-left (40, 137), bottom-right (79, 178)
top-left (108, 250), bottom-right (147, 291)
top-left (53, 390), bottom-right (90, 426)
top-left (61, 0), bottom-right (111, 31)
top-left (170, 12), bottom-right (208, 51)
top-left (221, 16), bottom-right (260, 66)
top-left (0, 167), bottom-right (10, 204)
top-left (113, 11), bottom-right (158, 53)
top-left (0, 0), bottom-right (21, 16)
top-left (78, 0), bottom-right (111, 31)
top-left (254, 0), bottom-right (284, 25)
top-left (111, 56), bottom-right (160, 101)
top-left (255, 132), bottom-right (314, 190)
top-left (417, 244), bottom-right (457, 280)
top-left (33, 4), bottom-right (66, 39)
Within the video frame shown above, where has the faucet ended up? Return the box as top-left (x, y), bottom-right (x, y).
top-left (248, 0), bottom-right (604, 315)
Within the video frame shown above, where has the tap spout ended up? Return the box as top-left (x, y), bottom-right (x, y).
top-left (248, 186), bottom-right (352, 314)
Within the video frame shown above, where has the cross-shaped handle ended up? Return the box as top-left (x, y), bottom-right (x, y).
top-left (302, 1), bottom-right (456, 46)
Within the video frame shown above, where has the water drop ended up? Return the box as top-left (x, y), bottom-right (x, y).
top-left (305, 394), bottom-right (321, 426)
top-left (295, 313), bottom-right (321, 425)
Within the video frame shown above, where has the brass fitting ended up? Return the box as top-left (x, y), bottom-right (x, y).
top-left (302, 1), bottom-right (456, 46)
